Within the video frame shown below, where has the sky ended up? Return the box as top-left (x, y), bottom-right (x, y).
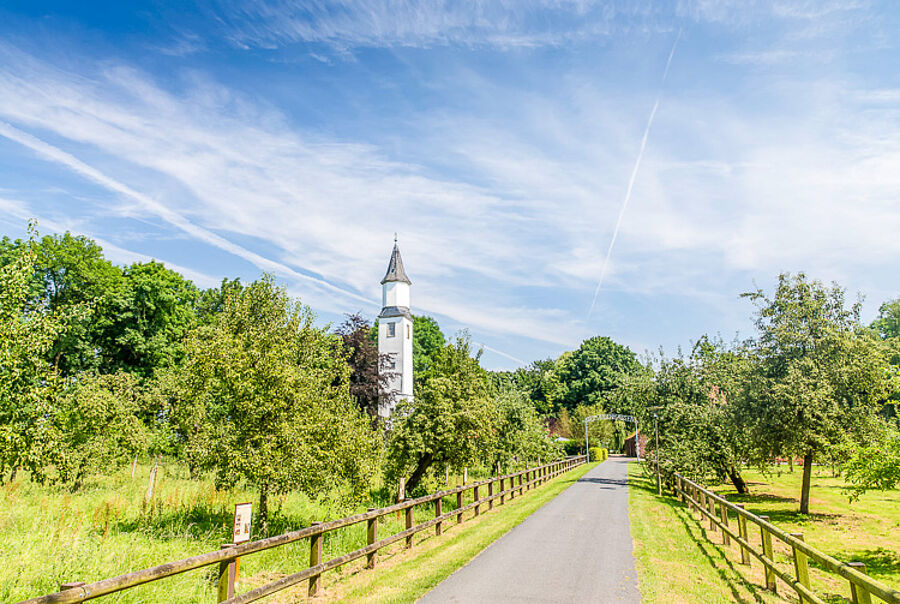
top-left (0, 1), bottom-right (898, 370)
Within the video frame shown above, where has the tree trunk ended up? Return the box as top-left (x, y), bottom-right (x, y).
top-left (788, 456), bottom-right (793, 472)
top-left (727, 465), bottom-right (749, 494)
top-left (259, 483), bottom-right (269, 532)
top-left (405, 452), bottom-right (434, 493)
top-left (799, 451), bottom-right (813, 514)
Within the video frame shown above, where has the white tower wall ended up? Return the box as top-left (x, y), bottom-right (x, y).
top-left (377, 240), bottom-right (413, 418)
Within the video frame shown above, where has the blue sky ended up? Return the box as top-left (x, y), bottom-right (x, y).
top-left (1, 1), bottom-right (898, 370)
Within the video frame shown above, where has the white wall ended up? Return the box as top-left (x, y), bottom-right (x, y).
top-left (382, 281), bottom-right (410, 309)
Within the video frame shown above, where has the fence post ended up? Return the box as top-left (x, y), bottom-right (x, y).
top-left (509, 476), bottom-right (515, 500)
top-left (456, 490), bottom-right (464, 524)
top-left (405, 505), bottom-right (415, 549)
top-left (736, 504), bottom-right (750, 565)
top-left (759, 516), bottom-right (776, 592)
top-left (847, 562), bottom-right (873, 604)
top-left (474, 485), bottom-right (480, 517)
top-left (698, 489), bottom-right (705, 519)
top-left (309, 523), bottom-right (323, 597)
top-left (366, 509), bottom-right (377, 569)
top-left (488, 480), bottom-right (494, 510)
top-left (707, 495), bottom-right (717, 532)
top-left (719, 501), bottom-right (730, 546)
top-left (217, 544), bottom-right (236, 602)
top-left (791, 533), bottom-right (811, 604)
top-left (519, 473), bottom-right (524, 495)
top-left (500, 478), bottom-right (506, 505)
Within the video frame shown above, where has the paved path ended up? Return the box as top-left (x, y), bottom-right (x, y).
top-left (418, 456), bottom-right (640, 603)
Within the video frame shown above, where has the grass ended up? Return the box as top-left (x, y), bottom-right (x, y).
top-left (1, 460), bottom-right (592, 603)
top-left (628, 461), bottom-right (788, 604)
top-left (708, 465), bottom-right (900, 603)
top-left (629, 461), bottom-right (900, 604)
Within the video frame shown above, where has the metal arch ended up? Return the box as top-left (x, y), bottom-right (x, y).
top-left (583, 414), bottom-right (641, 460)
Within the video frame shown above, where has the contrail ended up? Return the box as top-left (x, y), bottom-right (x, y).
top-left (475, 342), bottom-right (527, 366)
top-left (587, 29), bottom-right (682, 320)
top-left (0, 121), bottom-right (374, 306)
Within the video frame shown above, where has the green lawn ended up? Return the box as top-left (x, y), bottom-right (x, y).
top-left (628, 461), bottom-right (900, 604)
top-left (628, 462), bottom-right (788, 604)
top-left (708, 465), bottom-right (900, 602)
top-left (0, 460), bottom-right (592, 603)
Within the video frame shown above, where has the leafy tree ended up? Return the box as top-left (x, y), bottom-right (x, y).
top-left (0, 232), bottom-right (125, 375)
top-left (387, 333), bottom-right (494, 492)
top-left (173, 276), bottom-right (376, 525)
top-left (842, 427), bottom-right (900, 499)
top-left (489, 359), bottom-right (561, 414)
top-left (0, 225), bottom-right (78, 481)
top-left (622, 339), bottom-right (752, 493)
top-left (45, 373), bottom-right (148, 490)
top-left (872, 298), bottom-right (900, 340)
top-left (412, 315), bottom-right (445, 373)
top-left (555, 336), bottom-right (643, 411)
top-left (196, 278), bottom-right (242, 325)
top-left (740, 273), bottom-right (893, 513)
top-left (100, 261), bottom-right (199, 376)
top-left (335, 313), bottom-right (391, 418)
top-left (488, 389), bottom-right (560, 471)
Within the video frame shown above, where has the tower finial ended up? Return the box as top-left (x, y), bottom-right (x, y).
top-left (394, 232), bottom-right (398, 245)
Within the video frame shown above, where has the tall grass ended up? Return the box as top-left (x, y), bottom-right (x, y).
top-left (2, 460), bottom-right (531, 602)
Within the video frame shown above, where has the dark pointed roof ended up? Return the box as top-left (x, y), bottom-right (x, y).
top-left (381, 242), bottom-right (411, 285)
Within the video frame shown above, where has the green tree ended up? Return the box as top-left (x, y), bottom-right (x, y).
top-left (412, 315), bottom-right (445, 373)
top-left (555, 336), bottom-right (643, 412)
top-left (740, 273), bottom-right (893, 513)
top-left (45, 373), bottom-right (148, 490)
top-left (0, 232), bottom-right (125, 375)
top-left (872, 298), bottom-right (900, 340)
top-left (100, 261), bottom-right (199, 376)
top-left (173, 276), bottom-right (376, 525)
top-left (0, 225), bottom-right (78, 481)
top-left (387, 333), bottom-right (494, 492)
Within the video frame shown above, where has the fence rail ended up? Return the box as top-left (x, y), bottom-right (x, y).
top-left (22, 456), bottom-right (587, 604)
top-left (673, 472), bottom-right (900, 604)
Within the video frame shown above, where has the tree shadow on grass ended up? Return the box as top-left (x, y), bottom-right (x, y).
top-left (835, 548), bottom-right (900, 580)
top-left (727, 493), bottom-right (797, 504)
top-left (629, 471), bottom-right (772, 604)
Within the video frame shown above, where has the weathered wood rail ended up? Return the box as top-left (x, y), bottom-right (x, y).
top-left (22, 456), bottom-right (587, 604)
top-left (674, 472), bottom-right (900, 604)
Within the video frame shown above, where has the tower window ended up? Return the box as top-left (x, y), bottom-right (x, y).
top-left (387, 323), bottom-right (396, 337)
top-left (407, 324), bottom-right (410, 339)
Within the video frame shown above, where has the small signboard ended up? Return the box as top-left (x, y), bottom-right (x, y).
top-left (233, 502), bottom-right (252, 544)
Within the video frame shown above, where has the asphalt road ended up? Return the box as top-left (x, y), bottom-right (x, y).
top-left (418, 456), bottom-right (641, 603)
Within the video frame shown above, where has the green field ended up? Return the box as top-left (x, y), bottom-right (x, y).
top-left (0, 460), bottom-right (591, 603)
top-left (629, 461), bottom-right (900, 604)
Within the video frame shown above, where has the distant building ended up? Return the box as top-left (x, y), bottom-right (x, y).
top-left (624, 431), bottom-right (649, 458)
top-left (377, 238), bottom-right (413, 417)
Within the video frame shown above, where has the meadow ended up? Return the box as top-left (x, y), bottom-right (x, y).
top-left (1, 459), bottom-right (589, 603)
top-left (629, 461), bottom-right (900, 603)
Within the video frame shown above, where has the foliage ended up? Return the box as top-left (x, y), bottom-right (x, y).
top-left (99, 261), bottom-right (199, 377)
top-left (172, 276), bottom-right (377, 524)
top-left (387, 333), bottom-right (494, 492)
top-left (335, 313), bottom-right (391, 418)
top-left (0, 225), bottom-right (78, 481)
top-left (739, 273), bottom-right (894, 512)
top-left (45, 373), bottom-right (149, 489)
top-left (489, 359), bottom-right (561, 414)
top-left (842, 429), bottom-right (900, 500)
top-left (872, 298), bottom-right (900, 340)
top-left (486, 388), bottom-right (560, 472)
top-left (555, 336), bottom-right (643, 412)
top-left (412, 315), bottom-right (446, 373)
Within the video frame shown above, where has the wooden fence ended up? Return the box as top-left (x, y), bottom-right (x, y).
top-left (673, 473), bottom-right (900, 604)
top-left (22, 456), bottom-right (587, 604)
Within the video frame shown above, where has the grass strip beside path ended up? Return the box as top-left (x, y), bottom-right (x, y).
top-left (628, 461), bottom-right (788, 604)
top-left (290, 461), bottom-right (598, 604)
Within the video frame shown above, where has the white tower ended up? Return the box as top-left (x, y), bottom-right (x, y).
top-left (378, 237), bottom-right (413, 417)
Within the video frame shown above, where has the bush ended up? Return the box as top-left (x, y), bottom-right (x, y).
top-left (589, 447), bottom-right (609, 462)
top-left (562, 440), bottom-right (580, 456)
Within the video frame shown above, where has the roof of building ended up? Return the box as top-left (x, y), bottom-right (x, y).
top-left (378, 305), bottom-right (412, 319)
top-left (381, 242), bottom-right (411, 285)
